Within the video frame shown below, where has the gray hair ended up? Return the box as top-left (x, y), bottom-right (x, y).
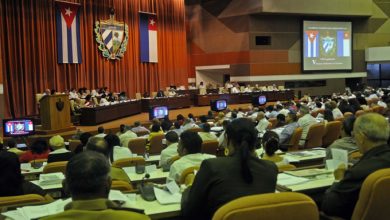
top-left (354, 113), bottom-right (390, 142)
top-left (299, 104), bottom-right (310, 115)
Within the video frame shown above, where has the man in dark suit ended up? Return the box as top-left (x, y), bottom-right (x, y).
top-left (322, 113), bottom-right (390, 219)
top-left (156, 90), bottom-right (165, 98)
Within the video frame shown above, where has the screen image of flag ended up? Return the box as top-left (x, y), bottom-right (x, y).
top-left (139, 13), bottom-right (158, 63)
top-left (304, 31), bottom-right (319, 58)
top-left (337, 31), bottom-right (351, 57)
top-left (56, 2), bottom-right (82, 64)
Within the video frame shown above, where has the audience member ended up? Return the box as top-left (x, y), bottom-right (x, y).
top-left (279, 110), bottom-right (299, 145)
top-left (182, 118), bottom-right (199, 131)
top-left (198, 123), bottom-right (218, 142)
top-left (19, 138), bottom-right (51, 163)
top-left (42, 151), bottom-right (149, 220)
top-left (116, 124), bottom-right (127, 137)
top-left (104, 134), bottom-right (132, 162)
top-left (119, 126), bottom-right (138, 147)
top-left (172, 121), bottom-right (183, 136)
top-left (255, 112), bottom-right (270, 133)
top-left (275, 114), bottom-right (286, 128)
top-left (47, 135), bottom-right (74, 163)
top-left (322, 113), bottom-right (390, 219)
top-left (261, 131), bottom-right (287, 166)
top-left (95, 126), bottom-right (106, 138)
top-left (161, 116), bottom-right (173, 132)
top-left (86, 137), bottom-right (130, 182)
top-left (74, 132), bottom-right (92, 154)
top-left (181, 118), bottom-right (277, 219)
top-left (131, 121), bottom-right (150, 134)
top-left (297, 104), bottom-right (317, 145)
top-left (169, 131), bottom-right (215, 182)
top-left (0, 151), bottom-right (53, 201)
top-left (159, 131), bottom-right (179, 166)
top-left (6, 138), bottom-right (24, 156)
top-left (325, 116), bottom-right (358, 161)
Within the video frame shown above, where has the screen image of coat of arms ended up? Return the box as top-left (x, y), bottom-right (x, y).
top-left (302, 20), bottom-right (352, 72)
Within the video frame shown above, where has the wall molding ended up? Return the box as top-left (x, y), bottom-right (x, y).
top-left (231, 72), bottom-right (367, 82)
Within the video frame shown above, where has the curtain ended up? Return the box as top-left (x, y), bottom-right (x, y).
top-left (0, 0), bottom-right (188, 118)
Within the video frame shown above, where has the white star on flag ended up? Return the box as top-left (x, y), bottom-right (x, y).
top-left (150, 19), bottom-right (155, 26)
top-left (65, 7), bottom-right (72, 16)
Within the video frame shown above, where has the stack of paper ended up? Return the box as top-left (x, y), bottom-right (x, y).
top-left (277, 173), bottom-right (310, 186)
top-left (2, 198), bottom-right (71, 220)
top-left (38, 172), bottom-right (65, 186)
top-left (284, 168), bottom-right (332, 177)
top-left (153, 181), bottom-right (181, 204)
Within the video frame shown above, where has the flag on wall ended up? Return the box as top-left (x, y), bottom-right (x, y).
top-left (139, 12), bottom-right (158, 63)
top-left (337, 31), bottom-right (351, 57)
top-left (56, 1), bottom-right (82, 64)
top-left (304, 31), bottom-right (319, 58)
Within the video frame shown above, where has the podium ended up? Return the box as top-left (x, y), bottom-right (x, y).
top-left (38, 94), bottom-right (74, 133)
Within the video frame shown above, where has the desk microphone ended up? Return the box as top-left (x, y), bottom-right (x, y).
top-left (139, 173), bottom-right (156, 201)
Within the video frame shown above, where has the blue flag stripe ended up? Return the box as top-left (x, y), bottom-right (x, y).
top-left (56, 8), bottom-right (63, 63)
top-left (139, 13), bottom-right (150, 62)
top-left (67, 25), bottom-right (73, 62)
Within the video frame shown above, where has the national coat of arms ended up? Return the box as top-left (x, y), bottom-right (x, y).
top-left (94, 11), bottom-right (128, 60)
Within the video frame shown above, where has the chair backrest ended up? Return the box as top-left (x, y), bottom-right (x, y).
top-left (151, 91), bottom-right (157, 98)
top-left (304, 123), bottom-right (325, 149)
top-left (372, 106), bottom-right (384, 114)
top-left (179, 166), bottom-right (199, 184)
top-left (344, 112), bottom-right (353, 118)
top-left (135, 130), bottom-right (150, 137)
top-left (68, 139), bottom-right (81, 152)
top-left (168, 155), bottom-right (181, 165)
top-left (128, 138), bottom-right (147, 155)
top-left (43, 161), bottom-right (68, 174)
top-left (322, 121), bottom-right (342, 147)
top-left (268, 118), bottom-right (278, 129)
top-left (352, 168), bottom-right (390, 220)
top-left (135, 92), bottom-right (142, 100)
top-left (212, 192), bottom-right (319, 220)
top-left (149, 134), bottom-right (164, 155)
top-left (201, 141), bottom-right (219, 155)
top-left (0, 194), bottom-right (46, 208)
top-left (288, 127), bottom-right (303, 151)
top-left (355, 110), bottom-right (365, 117)
top-left (111, 180), bottom-right (134, 193)
top-left (187, 127), bottom-right (203, 133)
top-left (112, 157), bottom-right (146, 168)
top-left (30, 158), bottom-right (48, 165)
top-left (311, 111), bottom-right (319, 118)
top-left (184, 173), bottom-right (196, 186)
top-left (278, 164), bottom-right (297, 172)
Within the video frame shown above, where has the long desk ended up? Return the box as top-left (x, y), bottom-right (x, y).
top-left (141, 96), bottom-right (192, 112)
top-left (80, 100), bottom-right (142, 125)
top-left (195, 90), bottom-right (294, 106)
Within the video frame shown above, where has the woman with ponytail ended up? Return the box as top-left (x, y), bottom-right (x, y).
top-left (261, 131), bottom-right (289, 166)
top-left (181, 118), bottom-right (278, 220)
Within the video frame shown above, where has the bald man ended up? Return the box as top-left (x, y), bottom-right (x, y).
top-left (322, 113), bottom-right (390, 219)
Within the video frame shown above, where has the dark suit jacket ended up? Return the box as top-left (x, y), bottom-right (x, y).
top-left (322, 144), bottom-right (390, 219)
top-left (47, 152), bottom-right (75, 163)
top-left (181, 154), bottom-right (278, 219)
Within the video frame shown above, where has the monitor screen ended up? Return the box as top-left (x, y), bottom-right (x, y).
top-left (211, 99), bottom-right (227, 111)
top-left (3, 118), bottom-right (35, 137)
top-left (302, 20), bottom-right (352, 72)
top-left (252, 95), bottom-right (267, 106)
top-left (149, 106), bottom-right (169, 120)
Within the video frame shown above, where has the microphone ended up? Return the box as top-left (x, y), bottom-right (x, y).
top-left (139, 173), bottom-right (156, 201)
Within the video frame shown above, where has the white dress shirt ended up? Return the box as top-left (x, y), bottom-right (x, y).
top-left (119, 130), bottom-right (138, 147)
top-left (297, 114), bottom-right (318, 145)
top-left (169, 153), bottom-right (215, 181)
top-left (113, 146), bottom-right (133, 161)
top-left (256, 118), bottom-right (270, 133)
top-left (159, 142), bottom-right (179, 166)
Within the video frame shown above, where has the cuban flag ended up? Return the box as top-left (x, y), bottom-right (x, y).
top-left (304, 31), bottom-right (319, 58)
top-left (139, 13), bottom-right (158, 63)
top-left (337, 31), bottom-right (351, 57)
top-left (56, 2), bottom-right (82, 64)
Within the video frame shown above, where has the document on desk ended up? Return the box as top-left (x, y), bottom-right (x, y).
top-left (284, 168), bottom-right (332, 177)
top-left (39, 172), bottom-right (65, 186)
top-left (277, 173), bottom-right (310, 186)
top-left (109, 190), bottom-right (129, 202)
top-left (2, 198), bottom-right (71, 220)
top-left (154, 187), bottom-right (181, 205)
top-left (326, 149), bottom-right (348, 170)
